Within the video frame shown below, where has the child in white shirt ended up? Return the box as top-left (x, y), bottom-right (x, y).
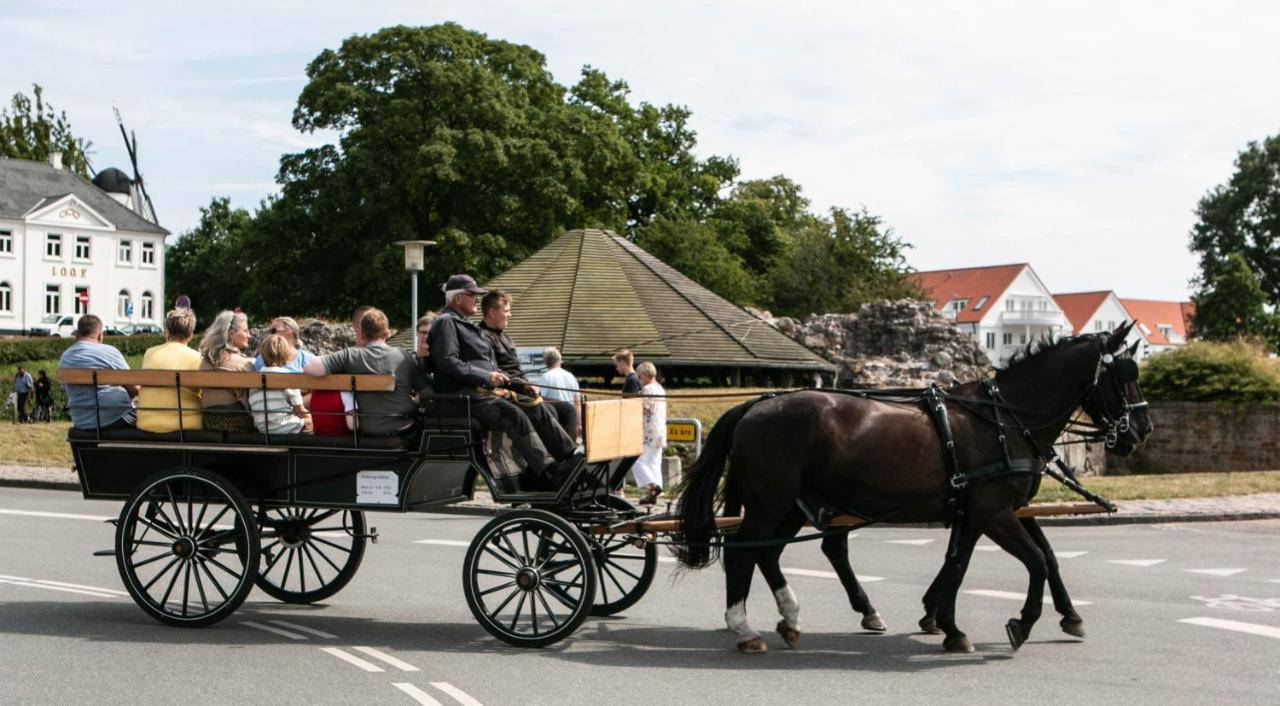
top-left (248, 335), bottom-right (311, 434)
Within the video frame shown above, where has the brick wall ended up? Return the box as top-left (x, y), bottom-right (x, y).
top-left (1107, 401), bottom-right (1280, 473)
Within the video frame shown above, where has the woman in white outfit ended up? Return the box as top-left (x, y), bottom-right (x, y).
top-left (633, 361), bottom-right (667, 505)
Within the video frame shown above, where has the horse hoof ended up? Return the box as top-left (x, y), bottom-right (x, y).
top-left (1060, 616), bottom-right (1085, 638)
top-left (775, 620), bottom-right (801, 649)
top-left (918, 615), bottom-right (942, 635)
top-left (1006, 619), bottom-right (1029, 651)
top-left (861, 613), bottom-right (887, 632)
top-left (943, 635), bottom-right (974, 653)
top-left (738, 636), bottom-right (768, 654)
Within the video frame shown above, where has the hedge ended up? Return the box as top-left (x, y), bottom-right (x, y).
top-left (1140, 340), bottom-right (1280, 404)
top-left (0, 335), bottom-right (168, 366)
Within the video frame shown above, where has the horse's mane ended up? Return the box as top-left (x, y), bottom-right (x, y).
top-left (1004, 332), bottom-right (1103, 371)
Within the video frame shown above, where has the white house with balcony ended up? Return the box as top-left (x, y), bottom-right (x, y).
top-left (912, 263), bottom-right (1069, 367)
top-left (1053, 291), bottom-right (1151, 358)
top-left (0, 156), bottom-right (168, 335)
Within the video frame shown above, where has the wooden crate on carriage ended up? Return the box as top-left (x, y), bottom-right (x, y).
top-left (583, 397), bottom-right (643, 462)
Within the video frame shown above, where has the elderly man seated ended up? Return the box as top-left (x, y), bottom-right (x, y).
top-left (57, 315), bottom-right (138, 430)
top-left (428, 274), bottom-right (581, 491)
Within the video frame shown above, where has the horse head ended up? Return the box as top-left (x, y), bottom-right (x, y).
top-left (1078, 322), bottom-right (1152, 455)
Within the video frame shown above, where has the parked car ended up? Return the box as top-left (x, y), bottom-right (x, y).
top-left (119, 323), bottom-right (163, 336)
top-left (29, 314), bottom-right (77, 337)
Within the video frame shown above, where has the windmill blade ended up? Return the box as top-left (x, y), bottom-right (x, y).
top-left (113, 107), bottom-right (159, 224)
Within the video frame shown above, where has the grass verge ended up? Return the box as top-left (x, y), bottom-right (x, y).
top-left (1, 420), bottom-right (73, 467)
top-left (1032, 470), bottom-right (1280, 503)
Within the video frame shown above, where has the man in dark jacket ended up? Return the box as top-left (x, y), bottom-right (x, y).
top-left (428, 275), bottom-right (580, 490)
top-left (478, 289), bottom-right (578, 450)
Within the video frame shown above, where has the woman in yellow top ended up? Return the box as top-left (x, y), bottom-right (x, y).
top-left (198, 310), bottom-right (256, 432)
top-left (136, 309), bottom-right (202, 432)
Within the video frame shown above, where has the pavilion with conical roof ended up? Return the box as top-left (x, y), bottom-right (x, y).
top-left (482, 229), bottom-right (833, 385)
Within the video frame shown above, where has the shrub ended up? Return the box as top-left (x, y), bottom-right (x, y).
top-left (1140, 340), bottom-right (1280, 404)
top-left (0, 335), bottom-right (171, 365)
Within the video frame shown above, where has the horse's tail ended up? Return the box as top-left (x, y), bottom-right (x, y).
top-left (672, 398), bottom-right (758, 569)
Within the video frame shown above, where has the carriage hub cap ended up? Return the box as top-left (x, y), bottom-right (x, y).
top-left (172, 537), bottom-right (196, 558)
top-left (281, 523), bottom-right (311, 548)
top-left (516, 567), bottom-right (540, 591)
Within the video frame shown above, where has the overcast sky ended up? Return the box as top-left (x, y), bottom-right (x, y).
top-left (5, 0), bottom-right (1278, 301)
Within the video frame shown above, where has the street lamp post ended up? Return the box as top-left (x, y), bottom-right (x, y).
top-left (395, 240), bottom-right (436, 332)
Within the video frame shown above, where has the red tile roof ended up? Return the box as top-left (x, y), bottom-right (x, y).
top-left (911, 264), bottom-right (1026, 323)
top-left (1052, 291), bottom-right (1112, 334)
top-left (1120, 298), bottom-right (1193, 346)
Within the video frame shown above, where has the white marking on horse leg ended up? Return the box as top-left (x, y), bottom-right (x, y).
top-left (726, 601), bottom-right (759, 641)
top-left (774, 585), bottom-right (800, 630)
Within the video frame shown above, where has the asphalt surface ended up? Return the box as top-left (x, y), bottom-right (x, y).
top-left (2, 486), bottom-right (1279, 705)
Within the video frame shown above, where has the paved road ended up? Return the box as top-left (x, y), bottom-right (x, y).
top-left (2, 486), bottom-right (1278, 705)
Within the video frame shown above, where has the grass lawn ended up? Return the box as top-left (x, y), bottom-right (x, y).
top-left (1, 420), bottom-right (73, 468)
top-left (1031, 470), bottom-right (1280, 503)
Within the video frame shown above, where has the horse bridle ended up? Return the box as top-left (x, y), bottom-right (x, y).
top-left (1083, 349), bottom-right (1146, 449)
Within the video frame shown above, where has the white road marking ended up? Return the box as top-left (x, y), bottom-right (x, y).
top-left (885, 539), bottom-right (934, 546)
top-left (1179, 617), bottom-right (1280, 640)
top-left (353, 646), bottom-right (419, 672)
top-left (974, 544), bottom-right (1001, 552)
top-left (783, 565), bottom-right (885, 580)
top-left (658, 557), bottom-right (677, 564)
top-left (0, 577), bottom-right (119, 598)
top-left (965, 589), bottom-right (1093, 606)
top-left (1184, 568), bottom-right (1247, 578)
top-left (394, 683), bottom-right (444, 706)
top-left (1107, 559), bottom-right (1166, 567)
top-left (430, 682), bottom-right (485, 706)
top-left (0, 574), bottom-right (128, 596)
top-left (1055, 551), bottom-right (1088, 559)
top-left (320, 646), bottom-right (385, 672)
top-left (0, 508), bottom-right (113, 522)
top-left (242, 621), bottom-right (309, 640)
top-left (1270, 580), bottom-right (1280, 584)
top-left (268, 620), bottom-right (337, 639)
top-left (413, 539), bottom-right (471, 547)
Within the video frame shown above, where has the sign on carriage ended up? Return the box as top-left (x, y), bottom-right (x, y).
top-left (356, 470), bottom-right (400, 505)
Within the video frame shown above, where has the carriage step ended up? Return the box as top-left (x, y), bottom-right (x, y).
top-left (93, 549), bottom-right (115, 557)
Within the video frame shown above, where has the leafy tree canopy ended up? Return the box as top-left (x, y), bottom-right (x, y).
top-left (0, 84), bottom-right (94, 178)
top-left (1191, 251), bottom-right (1280, 348)
top-left (165, 197), bottom-right (255, 319)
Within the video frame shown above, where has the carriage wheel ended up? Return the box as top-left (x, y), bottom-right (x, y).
top-left (115, 469), bottom-right (259, 627)
top-left (588, 495), bottom-right (657, 616)
top-left (463, 509), bottom-right (597, 648)
top-left (253, 508), bottom-right (367, 604)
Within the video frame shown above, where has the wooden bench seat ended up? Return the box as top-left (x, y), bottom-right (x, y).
top-left (57, 368), bottom-right (395, 391)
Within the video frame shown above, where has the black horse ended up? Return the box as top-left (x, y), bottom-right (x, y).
top-left (672, 324), bottom-right (1151, 653)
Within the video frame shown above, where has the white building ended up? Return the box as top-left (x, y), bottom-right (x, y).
top-left (1053, 291), bottom-right (1151, 359)
top-left (912, 263), bottom-right (1070, 367)
top-left (0, 156), bottom-right (168, 335)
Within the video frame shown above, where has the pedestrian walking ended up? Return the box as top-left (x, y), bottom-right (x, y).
top-left (13, 367), bottom-right (33, 423)
top-left (633, 361), bottom-right (667, 505)
top-left (33, 370), bottom-right (53, 422)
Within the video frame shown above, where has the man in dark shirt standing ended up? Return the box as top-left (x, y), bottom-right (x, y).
top-left (614, 350), bottom-right (642, 395)
top-left (428, 275), bottom-right (580, 490)
top-left (478, 289), bottom-right (578, 451)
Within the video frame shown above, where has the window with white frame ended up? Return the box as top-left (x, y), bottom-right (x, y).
top-left (141, 291), bottom-right (154, 320)
top-left (74, 286), bottom-right (89, 315)
top-left (1002, 332), bottom-right (1013, 345)
top-left (986, 332), bottom-right (996, 349)
top-left (1006, 298), bottom-right (1016, 311)
top-left (1095, 320), bottom-right (1105, 331)
top-left (117, 290), bottom-right (131, 319)
top-left (141, 241), bottom-right (156, 266)
top-left (45, 284), bottom-right (61, 314)
top-left (1158, 324), bottom-right (1173, 339)
top-left (117, 240), bottom-right (133, 265)
top-left (0, 230), bottom-right (12, 254)
top-left (46, 233), bottom-right (62, 258)
top-left (0, 281), bottom-right (11, 313)
top-left (74, 235), bottom-right (91, 260)
top-left (974, 296), bottom-right (989, 311)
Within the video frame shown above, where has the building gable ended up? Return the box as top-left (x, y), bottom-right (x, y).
top-left (24, 194), bottom-right (115, 231)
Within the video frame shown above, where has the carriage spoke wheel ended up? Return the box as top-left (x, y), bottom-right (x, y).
top-left (463, 509), bottom-right (597, 648)
top-left (116, 470), bottom-right (259, 627)
top-left (253, 508), bottom-right (366, 604)
top-left (587, 496), bottom-right (657, 616)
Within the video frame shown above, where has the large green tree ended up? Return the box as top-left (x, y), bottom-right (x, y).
top-left (1191, 251), bottom-right (1279, 347)
top-left (0, 84), bottom-right (94, 178)
top-left (165, 197), bottom-right (255, 318)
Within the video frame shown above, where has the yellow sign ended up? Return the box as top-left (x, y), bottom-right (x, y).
top-left (667, 421), bottom-right (698, 444)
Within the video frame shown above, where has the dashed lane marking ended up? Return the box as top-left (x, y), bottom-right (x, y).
top-left (321, 646), bottom-right (385, 672)
top-left (242, 621), bottom-right (309, 640)
top-left (353, 646), bottom-right (419, 672)
top-left (1107, 559), bottom-right (1167, 567)
top-left (430, 682), bottom-right (485, 706)
top-left (965, 589), bottom-right (1093, 606)
top-left (782, 567), bottom-right (885, 582)
top-left (884, 539), bottom-right (935, 546)
top-left (413, 539), bottom-right (471, 547)
top-left (1185, 568), bottom-right (1248, 578)
top-left (0, 508), bottom-right (113, 522)
top-left (1179, 617), bottom-right (1280, 640)
top-left (394, 683), bottom-right (444, 706)
top-left (974, 544), bottom-right (1001, 552)
top-left (0, 577), bottom-right (119, 599)
top-left (658, 557), bottom-right (677, 564)
top-left (0, 573), bottom-right (127, 596)
top-left (268, 620), bottom-right (336, 639)
top-left (1055, 551), bottom-right (1088, 559)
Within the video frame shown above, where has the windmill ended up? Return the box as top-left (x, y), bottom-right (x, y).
top-left (113, 106), bottom-right (158, 225)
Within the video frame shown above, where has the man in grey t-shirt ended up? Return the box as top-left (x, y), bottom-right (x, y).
top-left (304, 308), bottom-right (427, 436)
top-left (58, 315), bottom-right (138, 430)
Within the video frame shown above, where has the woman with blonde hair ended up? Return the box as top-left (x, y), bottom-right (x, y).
top-left (633, 361), bottom-right (667, 505)
top-left (199, 310), bottom-right (256, 432)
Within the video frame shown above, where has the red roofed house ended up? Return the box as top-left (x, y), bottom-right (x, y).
top-left (1119, 298), bottom-right (1194, 355)
top-left (911, 264), bottom-right (1069, 367)
top-left (1052, 290), bottom-right (1147, 357)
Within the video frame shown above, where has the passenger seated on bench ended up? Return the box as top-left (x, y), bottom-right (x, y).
top-left (310, 306), bottom-right (370, 437)
top-left (252, 316), bottom-right (315, 374)
top-left (137, 308), bottom-right (203, 433)
top-left (247, 335), bottom-right (312, 434)
top-left (304, 307), bottom-right (426, 437)
top-left (58, 314), bottom-right (138, 430)
top-left (198, 310), bottom-right (257, 432)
